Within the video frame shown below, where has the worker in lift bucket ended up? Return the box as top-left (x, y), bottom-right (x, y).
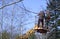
top-left (45, 10), bottom-right (50, 26)
top-left (37, 11), bottom-right (45, 27)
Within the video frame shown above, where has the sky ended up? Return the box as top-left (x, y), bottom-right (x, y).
top-left (0, 0), bottom-right (48, 34)
top-left (23, 0), bottom-right (47, 12)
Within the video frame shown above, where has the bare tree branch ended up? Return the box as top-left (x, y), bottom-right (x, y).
top-left (21, 20), bottom-right (35, 26)
top-left (0, 0), bottom-right (23, 9)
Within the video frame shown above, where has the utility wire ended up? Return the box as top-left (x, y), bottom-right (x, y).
top-left (21, 2), bottom-right (31, 16)
top-left (21, 2), bottom-right (38, 14)
top-left (15, 3), bottom-right (38, 14)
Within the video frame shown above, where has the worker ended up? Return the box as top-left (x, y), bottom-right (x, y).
top-left (45, 10), bottom-right (50, 26)
top-left (37, 11), bottom-right (45, 27)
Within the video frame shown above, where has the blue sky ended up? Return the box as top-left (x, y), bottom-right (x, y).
top-left (0, 0), bottom-right (48, 34)
top-left (23, 0), bottom-right (47, 12)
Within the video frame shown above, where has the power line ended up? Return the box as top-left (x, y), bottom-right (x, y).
top-left (15, 3), bottom-right (38, 14)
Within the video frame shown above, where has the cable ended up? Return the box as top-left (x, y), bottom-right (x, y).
top-left (22, 2), bottom-right (38, 14)
top-left (15, 3), bottom-right (38, 14)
